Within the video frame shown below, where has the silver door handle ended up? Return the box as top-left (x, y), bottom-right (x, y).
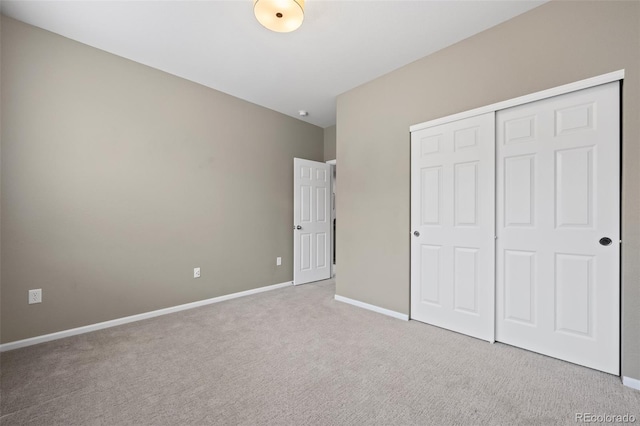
top-left (413, 231), bottom-right (420, 237)
top-left (295, 225), bottom-right (302, 230)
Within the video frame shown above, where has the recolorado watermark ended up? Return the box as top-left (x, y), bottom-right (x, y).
top-left (576, 413), bottom-right (636, 423)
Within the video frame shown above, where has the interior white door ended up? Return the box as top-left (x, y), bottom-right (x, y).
top-left (294, 158), bottom-right (331, 285)
top-left (496, 82), bottom-right (620, 374)
top-left (410, 112), bottom-right (495, 342)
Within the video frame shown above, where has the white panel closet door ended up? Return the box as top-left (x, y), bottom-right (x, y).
top-left (293, 158), bottom-right (331, 285)
top-left (496, 82), bottom-right (620, 374)
top-left (410, 112), bottom-right (495, 342)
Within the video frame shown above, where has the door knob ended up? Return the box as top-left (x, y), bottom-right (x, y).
top-left (599, 237), bottom-right (612, 246)
top-left (295, 225), bottom-right (302, 230)
top-left (413, 231), bottom-right (420, 237)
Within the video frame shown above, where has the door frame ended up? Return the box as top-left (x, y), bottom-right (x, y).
top-left (409, 69), bottom-right (624, 370)
top-left (326, 159), bottom-right (336, 278)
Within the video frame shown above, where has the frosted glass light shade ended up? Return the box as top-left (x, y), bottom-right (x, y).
top-left (254, 0), bottom-right (305, 33)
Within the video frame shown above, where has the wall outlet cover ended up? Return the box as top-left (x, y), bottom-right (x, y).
top-left (194, 267), bottom-right (201, 278)
top-left (276, 257), bottom-right (282, 266)
top-left (29, 289), bottom-right (42, 304)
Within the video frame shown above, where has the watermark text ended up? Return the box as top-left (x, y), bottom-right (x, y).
top-left (576, 413), bottom-right (636, 423)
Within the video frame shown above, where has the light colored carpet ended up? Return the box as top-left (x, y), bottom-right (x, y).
top-left (1, 280), bottom-right (638, 425)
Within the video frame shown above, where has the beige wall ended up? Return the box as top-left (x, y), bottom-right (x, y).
top-left (0, 17), bottom-right (324, 343)
top-left (0, 14), bottom-right (3, 343)
top-left (324, 125), bottom-right (336, 161)
top-left (336, 1), bottom-right (640, 379)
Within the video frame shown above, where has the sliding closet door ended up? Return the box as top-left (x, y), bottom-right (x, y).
top-left (410, 113), bottom-right (495, 342)
top-left (496, 82), bottom-right (620, 374)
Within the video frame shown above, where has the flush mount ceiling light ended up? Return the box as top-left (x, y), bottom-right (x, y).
top-left (254, 0), bottom-right (305, 33)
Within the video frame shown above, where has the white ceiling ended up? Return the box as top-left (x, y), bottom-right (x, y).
top-left (1, 0), bottom-right (546, 128)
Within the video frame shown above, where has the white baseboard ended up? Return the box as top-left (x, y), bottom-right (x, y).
top-left (0, 281), bottom-right (293, 352)
top-left (623, 376), bottom-right (640, 391)
top-left (334, 294), bottom-right (409, 321)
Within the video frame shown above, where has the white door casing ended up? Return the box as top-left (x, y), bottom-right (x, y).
top-left (495, 82), bottom-right (620, 374)
top-left (294, 158), bottom-right (331, 285)
top-left (410, 112), bottom-right (495, 342)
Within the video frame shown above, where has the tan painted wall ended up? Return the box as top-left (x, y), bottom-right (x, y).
top-left (336, 1), bottom-right (640, 379)
top-left (0, 14), bottom-right (3, 343)
top-left (324, 125), bottom-right (336, 162)
top-left (0, 17), bottom-right (324, 343)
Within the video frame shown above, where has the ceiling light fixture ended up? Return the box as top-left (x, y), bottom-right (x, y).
top-left (254, 0), bottom-right (305, 33)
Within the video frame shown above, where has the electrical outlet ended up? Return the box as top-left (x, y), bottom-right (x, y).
top-left (194, 267), bottom-right (201, 278)
top-left (29, 289), bottom-right (42, 304)
top-left (276, 257), bottom-right (282, 266)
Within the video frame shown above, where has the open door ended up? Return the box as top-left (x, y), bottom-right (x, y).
top-left (294, 158), bottom-right (331, 285)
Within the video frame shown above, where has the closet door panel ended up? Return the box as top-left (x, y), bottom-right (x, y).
top-left (411, 112), bottom-right (495, 342)
top-left (496, 82), bottom-right (620, 374)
